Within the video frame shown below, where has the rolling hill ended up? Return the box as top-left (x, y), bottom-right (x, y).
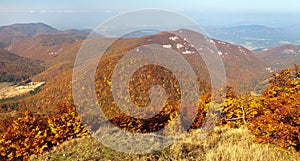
top-left (5, 33), bottom-right (88, 61)
top-left (0, 23), bottom-right (58, 48)
top-left (0, 27), bottom-right (270, 113)
top-left (0, 48), bottom-right (44, 82)
top-left (0, 26), bottom-right (271, 136)
top-left (115, 29), bottom-right (269, 92)
top-left (256, 44), bottom-right (300, 71)
top-left (0, 23), bottom-right (89, 61)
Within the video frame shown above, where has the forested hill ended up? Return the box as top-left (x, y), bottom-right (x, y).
top-left (0, 48), bottom-right (44, 82)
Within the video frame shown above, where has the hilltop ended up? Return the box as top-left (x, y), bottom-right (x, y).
top-left (0, 23), bottom-right (58, 48)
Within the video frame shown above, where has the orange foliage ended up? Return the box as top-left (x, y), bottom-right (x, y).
top-left (0, 103), bottom-right (88, 161)
top-left (249, 65), bottom-right (300, 151)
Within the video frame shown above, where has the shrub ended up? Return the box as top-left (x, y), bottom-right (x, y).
top-left (0, 103), bottom-right (89, 160)
top-left (48, 102), bottom-right (89, 145)
top-left (0, 111), bottom-right (49, 160)
top-left (249, 65), bottom-right (300, 151)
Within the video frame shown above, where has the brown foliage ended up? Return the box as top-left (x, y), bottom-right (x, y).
top-left (0, 103), bottom-right (88, 161)
top-left (249, 65), bottom-right (300, 151)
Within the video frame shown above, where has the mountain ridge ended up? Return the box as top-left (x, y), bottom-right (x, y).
top-left (0, 23), bottom-right (91, 50)
top-left (256, 44), bottom-right (300, 71)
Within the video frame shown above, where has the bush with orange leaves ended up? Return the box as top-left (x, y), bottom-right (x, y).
top-left (48, 102), bottom-right (89, 145)
top-left (249, 65), bottom-right (300, 151)
top-left (190, 65), bottom-right (300, 151)
top-left (0, 111), bottom-right (49, 160)
top-left (0, 102), bottom-right (88, 161)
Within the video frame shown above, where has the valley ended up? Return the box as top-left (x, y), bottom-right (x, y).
top-left (206, 25), bottom-right (300, 52)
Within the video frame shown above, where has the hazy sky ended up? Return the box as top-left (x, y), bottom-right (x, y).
top-left (1, 0), bottom-right (300, 29)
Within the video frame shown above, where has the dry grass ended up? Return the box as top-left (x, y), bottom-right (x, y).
top-left (0, 82), bottom-right (45, 100)
top-left (30, 127), bottom-right (300, 161)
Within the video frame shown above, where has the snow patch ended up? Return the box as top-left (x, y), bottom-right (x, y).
top-left (48, 51), bottom-right (57, 55)
top-left (208, 39), bottom-right (215, 44)
top-left (183, 50), bottom-right (193, 54)
top-left (169, 36), bottom-right (179, 41)
top-left (283, 49), bottom-right (296, 54)
top-left (265, 67), bottom-right (274, 73)
top-left (163, 44), bottom-right (172, 48)
top-left (239, 47), bottom-right (247, 55)
top-left (217, 41), bottom-right (226, 45)
top-left (176, 43), bottom-right (184, 49)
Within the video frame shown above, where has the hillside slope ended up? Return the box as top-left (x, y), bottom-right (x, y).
top-left (0, 48), bottom-right (44, 82)
top-left (0, 29), bottom-right (270, 113)
top-left (0, 23), bottom-right (89, 61)
top-left (256, 44), bottom-right (300, 71)
top-left (0, 23), bottom-right (58, 48)
top-left (95, 29), bottom-right (268, 92)
top-left (5, 32), bottom-right (88, 61)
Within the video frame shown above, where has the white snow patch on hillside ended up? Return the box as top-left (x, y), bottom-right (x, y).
top-left (177, 43), bottom-right (184, 49)
top-left (183, 50), bottom-right (193, 54)
top-left (163, 44), bottom-right (172, 48)
top-left (169, 36), bottom-right (178, 41)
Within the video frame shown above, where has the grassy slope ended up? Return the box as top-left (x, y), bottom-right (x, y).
top-left (31, 127), bottom-right (299, 161)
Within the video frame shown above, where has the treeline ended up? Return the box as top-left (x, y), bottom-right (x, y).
top-left (0, 72), bottom-right (29, 82)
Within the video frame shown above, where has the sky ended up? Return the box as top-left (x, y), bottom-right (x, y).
top-left (1, 0), bottom-right (300, 29)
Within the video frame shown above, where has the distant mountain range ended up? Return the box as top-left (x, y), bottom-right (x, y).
top-left (206, 25), bottom-right (300, 52)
